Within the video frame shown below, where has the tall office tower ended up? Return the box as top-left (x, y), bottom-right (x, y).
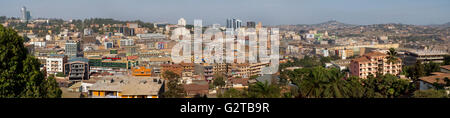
top-left (247, 21), bottom-right (256, 28)
top-left (226, 18), bottom-right (233, 29)
top-left (226, 18), bottom-right (242, 30)
top-left (21, 6), bottom-right (31, 23)
top-left (235, 19), bottom-right (242, 29)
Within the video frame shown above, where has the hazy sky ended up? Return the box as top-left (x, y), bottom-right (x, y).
top-left (0, 0), bottom-right (449, 25)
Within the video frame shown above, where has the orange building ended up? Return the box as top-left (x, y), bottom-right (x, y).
top-left (132, 66), bottom-right (152, 76)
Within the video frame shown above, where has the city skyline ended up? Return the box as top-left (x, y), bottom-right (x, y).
top-left (1, 0), bottom-right (449, 25)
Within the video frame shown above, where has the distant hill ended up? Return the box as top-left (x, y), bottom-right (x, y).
top-left (271, 20), bottom-right (356, 31)
top-left (428, 22), bottom-right (450, 28)
top-left (312, 20), bottom-right (356, 29)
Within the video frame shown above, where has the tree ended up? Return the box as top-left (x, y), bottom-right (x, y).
top-left (362, 74), bottom-right (413, 98)
top-left (162, 71), bottom-right (185, 98)
top-left (0, 25), bottom-right (61, 98)
top-left (213, 74), bottom-right (226, 88)
top-left (424, 62), bottom-right (441, 76)
top-left (386, 48), bottom-right (398, 64)
top-left (405, 61), bottom-right (425, 82)
top-left (444, 55), bottom-right (450, 65)
top-left (248, 81), bottom-right (281, 98)
top-left (289, 67), bottom-right (357, 98)
top-left (283, 66), bottom-right (412, 98)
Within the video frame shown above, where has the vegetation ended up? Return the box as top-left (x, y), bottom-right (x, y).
top-left (282, 66), bottom-right (414, 98)
top-left (162, 71), bottom-right (186, 98)
top-left (247, 82), bottom-right (282, 98)
top-left (55, 72), bottom-right (66, 77)
top-left (386, 48), bottom-right (398, 64)
top-left (213, 74), bottom-right (226, 88)
top-left (0, 25), bottom-right (61, 98)
top-left (445, 55), bottom-right (450, 65)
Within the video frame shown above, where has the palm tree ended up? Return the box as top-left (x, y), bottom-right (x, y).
top-left (249, 81), bottom-right (281, 98)
top-left (386, 48), bottom-right (398, 64)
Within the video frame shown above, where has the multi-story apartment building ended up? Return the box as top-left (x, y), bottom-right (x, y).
top-left (228, 62), bottom-right (270, 78)
top-left (64, 57), bottom-right (89, 81)
top-left (350, 51), bottom-right (402, 79)
top-left (46, 54), bottom-right (68, 74)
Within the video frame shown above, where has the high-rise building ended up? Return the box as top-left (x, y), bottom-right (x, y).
top-left (226, 18), bottom-right (233, 29)
top-left (226, 18), bottom-right (242, 30)
top-left (247, 21), bottom-right (256, 28)
top-left (21, 6), bottom-right (31, 23)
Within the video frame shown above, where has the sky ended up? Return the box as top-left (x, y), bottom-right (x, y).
top-left (0, 0), bottom-right (449, 25)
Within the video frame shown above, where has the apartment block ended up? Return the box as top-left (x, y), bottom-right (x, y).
top-left (46, 54), bottom-right (68, 74)
top-left (350, 51), bottom-right (402, 79)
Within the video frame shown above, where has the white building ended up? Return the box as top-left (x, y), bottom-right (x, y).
top-left (120, 39), bottom-right (134, 47)
top-left (178, 18), bottom-right (186, 26)
top-left (45, 35), bottom-right (52, 41)
top-left (30, 41), bottom-right (46, 47)
top-left (46, 54), bottom-right (67, 74)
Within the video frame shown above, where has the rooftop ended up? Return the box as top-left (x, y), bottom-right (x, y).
top-left (89, 76), bottom-right (164, 96)
top-left (419, 72), bottom-right (450, 85)
top-left (440, 65), bottom-right (450, 71)
top-left (364, 51), bottom-right (387, 57)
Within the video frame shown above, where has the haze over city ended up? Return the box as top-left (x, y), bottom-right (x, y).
top-left (1, 0), bottom-right (449, 25)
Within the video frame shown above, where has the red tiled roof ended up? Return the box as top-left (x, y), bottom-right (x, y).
top-left (419, 73), bottom-right (450, 84)
top-left (441, 65), bottom-right (450, 71)
top-left (228, 78), bottom-right (249, 86)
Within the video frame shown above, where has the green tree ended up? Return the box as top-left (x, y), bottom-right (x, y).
top-left (248, 81), bottom-right (281, 98)
top-left (444, 55), bottom-right (450, 65)
top-left (213, 74), bottom-right (226, 88)
top-left (291, 67), bottom-right (363, 98)
top-left (0, 25), bottom-right (61, 98)
top-left (424, 62), bottom-right (441, 76)
top-left (406, 61), bottom-right (425, 82)
top-left (362, 74), bottom-right (413, 98)
top-left (386, 48), bottom-right (398, 64)
top-left (162, 71), bottom-right (185, 98)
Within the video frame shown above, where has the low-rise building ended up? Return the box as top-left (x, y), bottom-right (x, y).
top-left (88, 76), bottom-right (164, 98)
